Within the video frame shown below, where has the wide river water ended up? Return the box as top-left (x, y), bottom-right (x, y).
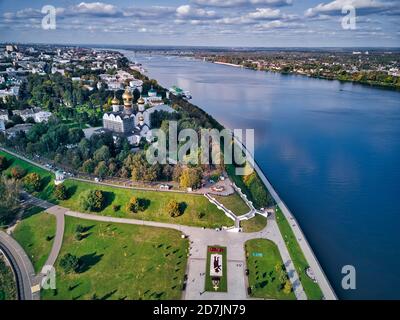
top-left (124, 51), bottom-right (400, 299)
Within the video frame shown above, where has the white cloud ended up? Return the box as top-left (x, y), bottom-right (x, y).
top-left (72, 2), bottom-right (119, 16)
top-left (176, 5), bottom-right (218, 19)
top-left (192, 0), bottom-right (292, 8)
top-left (305, 0), bottom-right (397, 17)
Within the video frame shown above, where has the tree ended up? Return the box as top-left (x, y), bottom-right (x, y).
top-left (54, 184), bottom-right (68, 200)
top-left (81, 159), bottom-right (95, 174)
top-left (126, 196), bottom-right (140, 213)
top-left (166, 200), bottom-right (181, 218)
top-left (59, 253), bottom-right (80, 274)
top-left (79, 189), bottom-right (105, 212)
top-left (283, 280), bottom-right (292, 295)
top-left (94, 161), bottom-right (108, 179)
top-left (10, 166), bottom-right (26, 179)
top-left (179, 167), bottom-right (202, 189)
top-left (23, 173), bottom-right (42, 192)
top-left (0, 177), bottom-right (20, 226)
top-left (94, 145), bottom-right (110, 163)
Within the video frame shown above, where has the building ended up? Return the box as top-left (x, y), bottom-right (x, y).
top-left (102, 87), bottom-right (176, 146)
top-left (102, 88), bottom-right (136, 134)
top-left (13, 108), bottom-right (52, 123)
top-left (0, 110), bottom-right (9, 121)
top-left (5, 124), bottom-right (33, 138)
top-left (0, 119), bottom-right (5, 132)
top-left (34, 111), bottom-right (53, 123)
top-left (142, 86), bottom-right (164, 106)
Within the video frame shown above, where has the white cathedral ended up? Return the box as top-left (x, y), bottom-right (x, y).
top-left (102, 87), bottom-right (175, 146)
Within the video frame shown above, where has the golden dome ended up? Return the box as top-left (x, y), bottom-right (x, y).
top-left (122, 87), bottom-right (133, 102)
top-left (137, 97), bottom-right (145, 104)
top-left (111, 96), bottom-right (120, 105)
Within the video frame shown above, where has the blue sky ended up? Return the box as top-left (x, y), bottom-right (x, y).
top-left (0, 0), bottom-right (399, 47)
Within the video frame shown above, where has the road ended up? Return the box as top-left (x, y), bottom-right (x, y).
top-left (0, 231), bottom-right (40, 300)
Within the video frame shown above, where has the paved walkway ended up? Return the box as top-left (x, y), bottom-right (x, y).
top-left (17, 191), bottom-right (308, 300)
top-left (43, 206), bottom-right (65, 270)
top-left (0, 231), bottom-right (40, 300)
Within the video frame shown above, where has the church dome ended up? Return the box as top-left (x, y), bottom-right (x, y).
top-left (137, 97), bottom-right (145, 104)
top-left (111, 96), bottom-right (120, 105)
top-left (122, 87), bottom-right (133, 102)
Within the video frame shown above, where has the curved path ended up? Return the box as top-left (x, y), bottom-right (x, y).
top-left (21, 190), bottom-right (307, 300)
top-left (0, 231), bottom-right (40, 300)
top-left (46, 204), bottom-right (307, 300)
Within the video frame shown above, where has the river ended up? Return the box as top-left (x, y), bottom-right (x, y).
top-left (123, 51), bottom-right (400, 300)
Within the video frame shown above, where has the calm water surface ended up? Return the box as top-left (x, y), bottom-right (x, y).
top-left (125, 52), bottom-right (400, 299)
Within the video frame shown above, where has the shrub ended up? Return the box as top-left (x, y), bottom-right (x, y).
top-left (198, 211), bottom-right (205, 219)
top-left (166, 200), bottom-right (181, 218)
top-left (76, 225), bottom-right (85, 233)
top-left (179, 167), bottom-right (202, 189)
top-left (113, 204), bottom-right (121, 212)
top-left (54, 184), bottom-right (68, 200)
top-left (126, 196), bottom-right (145, 213)
top-left (10, 166), bottom-right (26, 179)
top-left (283, 280), bottom-right (292, 295)
top-left (79, 189), bottom-right (105, 212)
top-left (59, 253), bottom-right (80, 274)
top-left (23, 172), bottom-right (41, 192)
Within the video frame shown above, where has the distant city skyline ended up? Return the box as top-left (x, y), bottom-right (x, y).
top-left (0, 0), bottom-right (399, 47)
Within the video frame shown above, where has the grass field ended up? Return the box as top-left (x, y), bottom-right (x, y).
top-left (214, 192), bottom-right (250, 216)
top-left (241, 215), bottom-right (268, 233)
top-left (0, 150), bottom-right (55, 200)
top-left (275, 207), bottom-right (324, 300)
top-left (0, 258), bottom-right (17, 300)
top-left (245, 239), bottom-right (295, 300)
top-left (12, 211), bottom-right (56, 273)
top-left (41, 216), bottom-right (189, 300)
top-left (0, 150), bottom-right (233, 229)
top-left (59, 180), bottom-right (233, 229)
top-left (204, 246), bottom-right (227, 292)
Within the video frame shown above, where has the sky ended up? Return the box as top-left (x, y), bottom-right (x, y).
top-left (0, 0), bottom-right (399, 47)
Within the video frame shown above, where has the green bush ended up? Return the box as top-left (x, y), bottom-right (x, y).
top-left (10, 166), bottom-right (26, 179)
top-left (54, 184), bottom-right (68, 200)
top-left (166, 200), bottom-right (181, 217)
top-left (59, 253), bottom-right (80, 274)
top-left (79, 190), bottom-right (105, 212)
top-left (23, 172), bottom-right (42, 192)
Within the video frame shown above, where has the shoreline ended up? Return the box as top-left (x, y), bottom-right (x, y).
top-left (208, 59), bottom-right (400, 92)
top-left (213, 61), bottom-right (243, 68)
top-left (117, 49), bottom-right (337, 299)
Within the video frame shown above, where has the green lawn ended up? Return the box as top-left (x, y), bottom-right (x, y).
top-left (214, 192), bottom-right (250, 216)
top-left (0, 150), bottom-right (233, 229)
top-left (42, 216), bottom-right (189, 300)
top-left (205, 246), bottom-right (227, 292)
top-left (241, 215), bottom-right (268, 233)
top-left (58, 179), bottom-right (233, 229)
top-left (0, 258), bottom-right (17, 300)
top-left (12, 211), bottom-right (56, 273)
top-left (0, 150), bottom-right (55, 200)
top-left (275, 207), bottom-right (324, 300)
top-left (245, 239), bottom-right (295, 300)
